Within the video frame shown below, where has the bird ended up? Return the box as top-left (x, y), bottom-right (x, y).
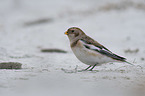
top-left (64, 27), bottom-right (131, 71)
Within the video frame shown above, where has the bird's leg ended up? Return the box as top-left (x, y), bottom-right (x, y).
top-left (84, 65), bottom-right (92, 71)
top-left (79, 65), bottom-right (92, 72)
top-left (77, 65), bottom-right (92, 72)
top-left (89, 64), bottom-right (96, 71)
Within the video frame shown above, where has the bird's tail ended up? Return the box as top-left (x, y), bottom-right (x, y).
top-left (124, 61), bottom-right (134, 65)
top-left (124, 61), bottom-right (144, 69)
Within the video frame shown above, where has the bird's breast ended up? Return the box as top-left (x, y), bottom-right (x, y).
top-left (71, 41), bottom-right (115, 65)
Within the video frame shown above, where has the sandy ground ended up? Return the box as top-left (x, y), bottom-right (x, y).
top-left (0, 0), bottom-right (145, 96)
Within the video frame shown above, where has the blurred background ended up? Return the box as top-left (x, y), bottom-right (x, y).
top-left (0, 0), bottom-right (145, 96)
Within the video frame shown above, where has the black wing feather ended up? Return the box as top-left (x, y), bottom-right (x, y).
top-left (99, 50), bottom-right (126, 61)
top-left (82, 40), bottom-right (126, 61)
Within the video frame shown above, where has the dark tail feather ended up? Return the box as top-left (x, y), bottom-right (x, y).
top-left (124, 61), bottom-right (144, 70)
top-left (124, 61), bottom-right (134, 65)
top-left (99, 50), bottom-right (127, 61)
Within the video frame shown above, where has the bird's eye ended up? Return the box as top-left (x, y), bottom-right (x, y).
top-left (71, 30), bottom-right (74, 32)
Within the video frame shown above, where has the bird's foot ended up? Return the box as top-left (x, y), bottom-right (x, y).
top-left (89, 69), bottom-right (93, 71)
top-left (77, 69), bottom-right (88, 72)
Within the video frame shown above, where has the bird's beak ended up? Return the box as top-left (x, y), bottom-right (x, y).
top-left (65, 31), bottom-right (68, 35)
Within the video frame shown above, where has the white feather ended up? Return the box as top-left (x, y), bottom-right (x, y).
top-left (71, 40), bottom-right (117, 66)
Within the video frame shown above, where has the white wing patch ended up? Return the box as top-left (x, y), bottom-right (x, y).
top-left (80, 40), bottom-right (106, 52)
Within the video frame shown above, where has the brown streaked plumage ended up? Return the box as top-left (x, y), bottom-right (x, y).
top-left (71, 40), bottom-right (79, 47)
top-left (65, 27), bottom-right (130, 71)
top-left (81, 36), bottom-right (112, 52)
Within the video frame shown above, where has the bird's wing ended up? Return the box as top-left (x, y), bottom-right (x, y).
top-left (81, 36), bottom-right (111, 52)
top-left (80, 38), bottom-right (126, 61)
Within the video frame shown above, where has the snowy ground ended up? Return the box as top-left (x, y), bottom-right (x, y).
top-left (0, 0), bottom-right (145, 96)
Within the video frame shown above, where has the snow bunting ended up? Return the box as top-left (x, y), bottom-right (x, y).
top-left (65, 27), bottom-right (130, 71)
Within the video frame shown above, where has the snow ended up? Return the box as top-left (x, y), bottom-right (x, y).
top-left (0, 0), bottom-right (145, 96)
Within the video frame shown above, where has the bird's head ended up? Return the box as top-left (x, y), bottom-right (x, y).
top-left (65, 27), bottom-right (85, 41)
